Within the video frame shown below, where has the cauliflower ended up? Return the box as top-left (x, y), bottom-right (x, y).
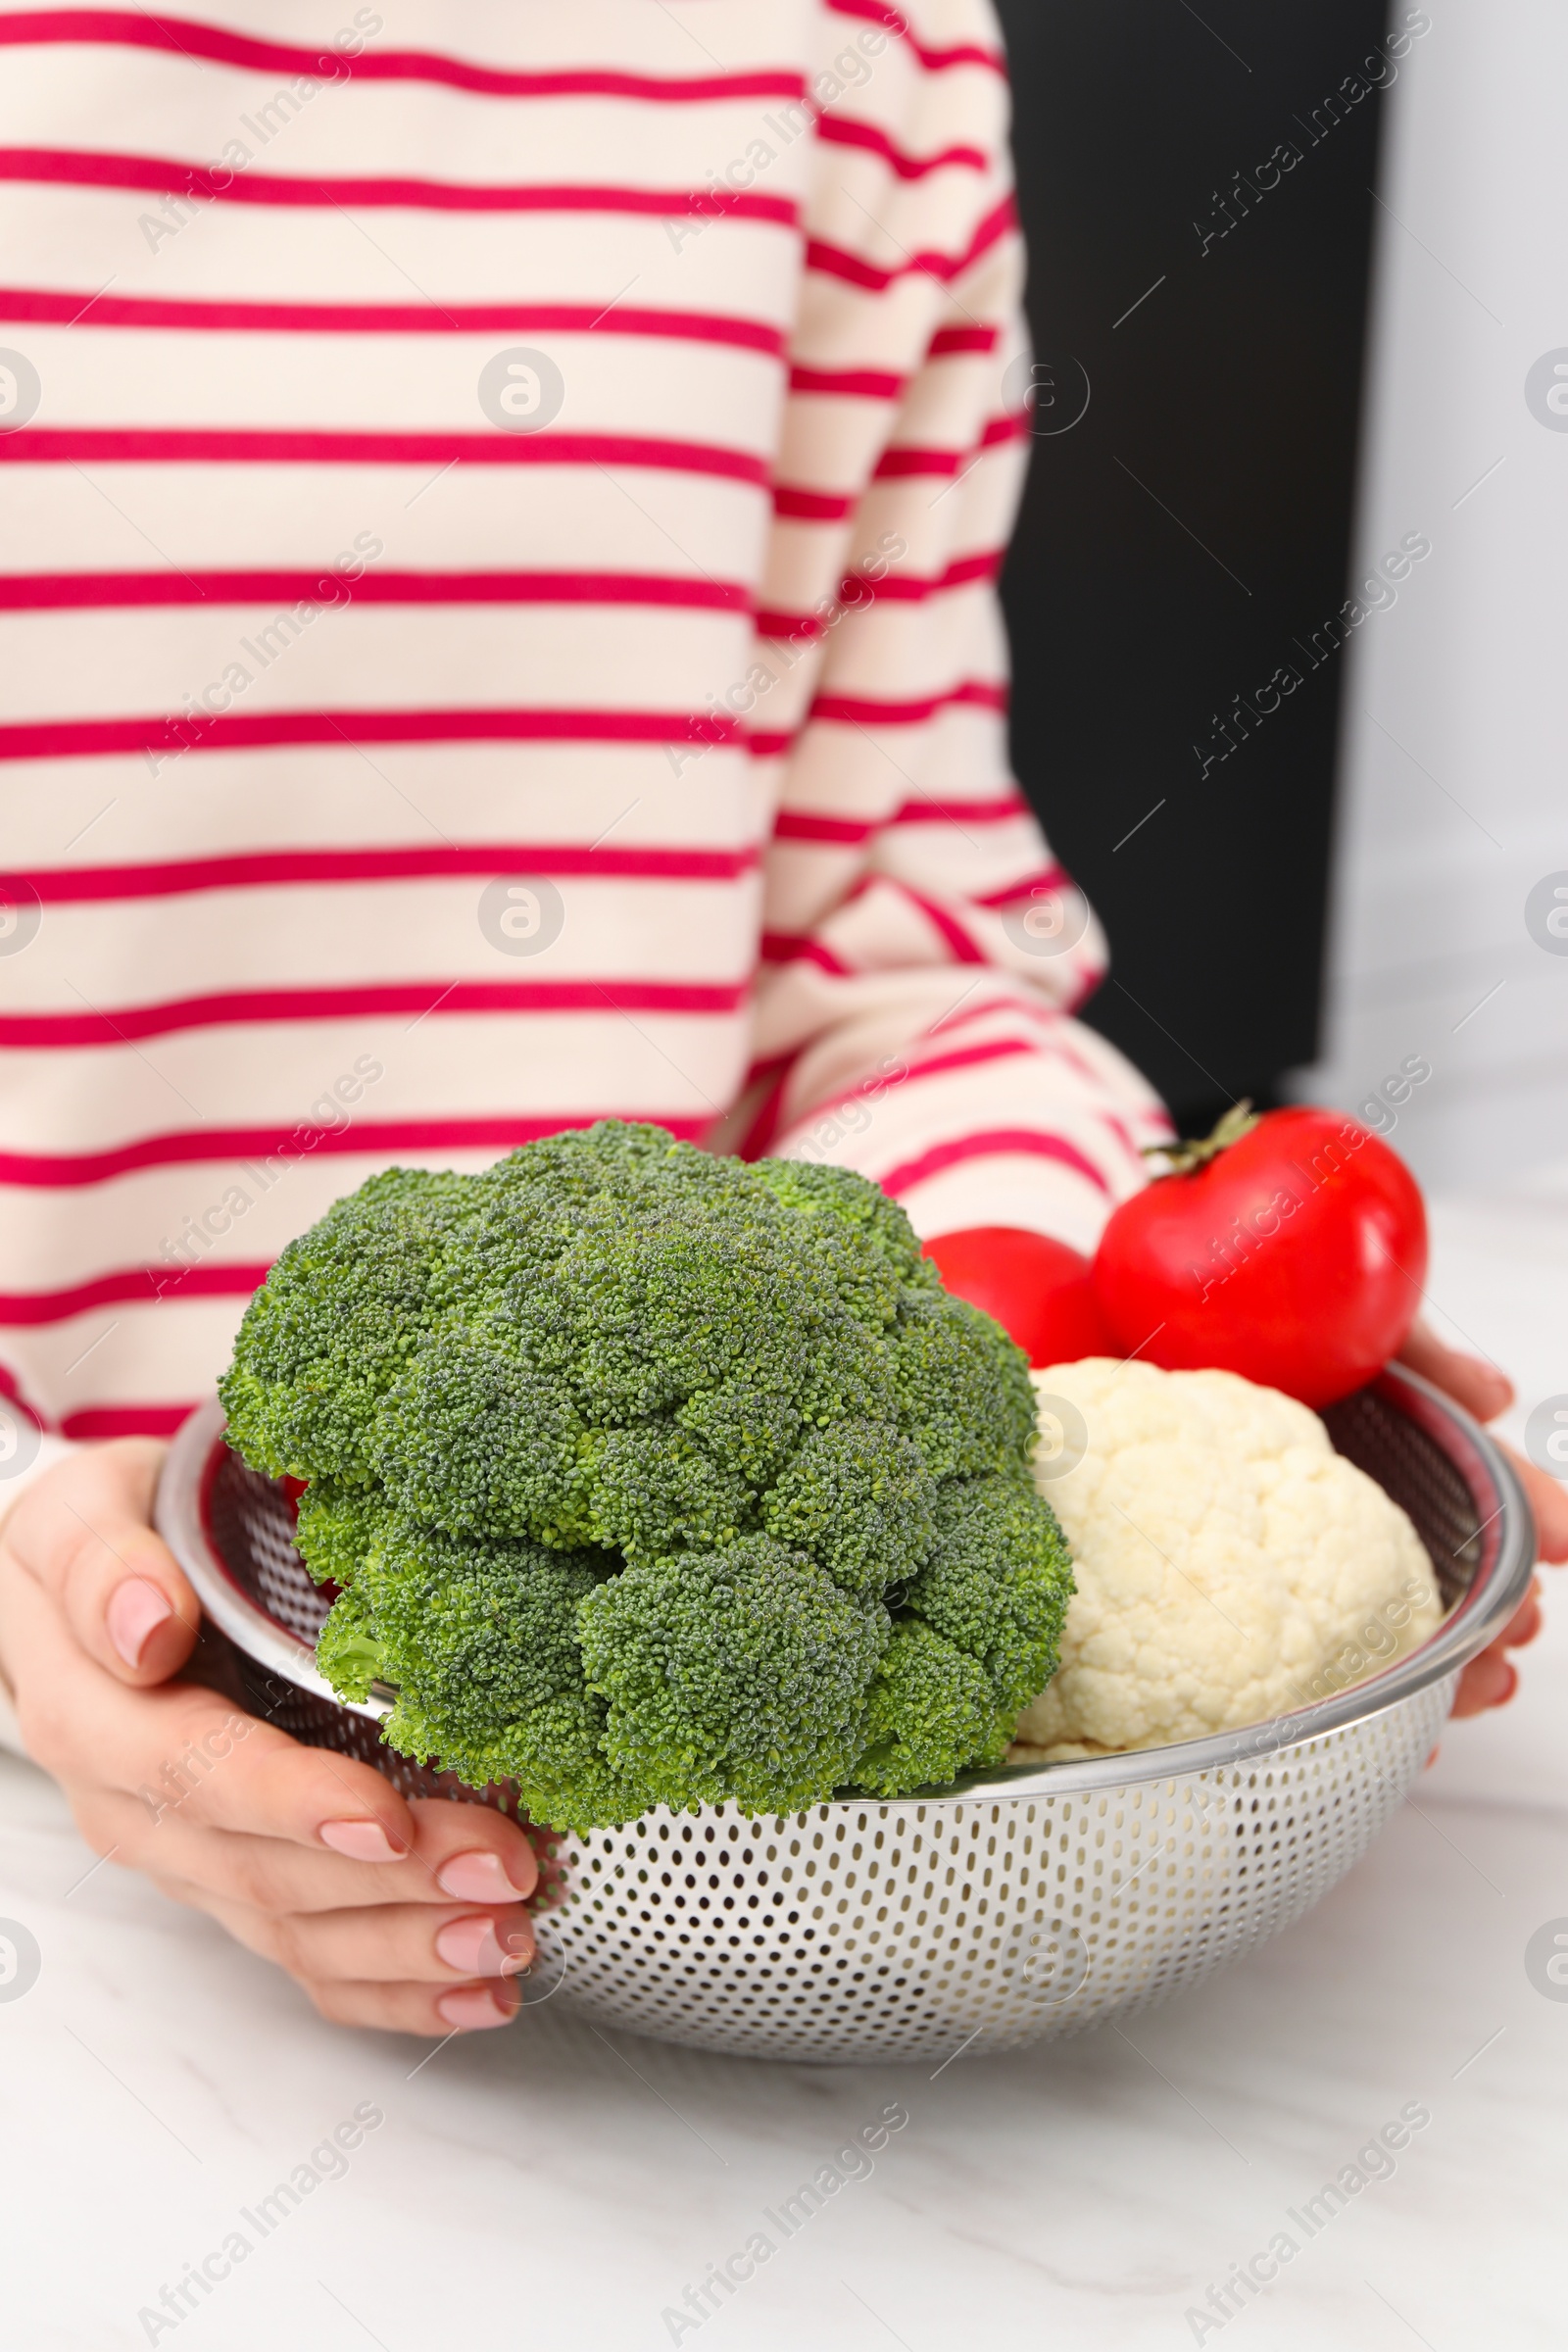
top-left (1010, 1358), bottom-right (1444, 1760)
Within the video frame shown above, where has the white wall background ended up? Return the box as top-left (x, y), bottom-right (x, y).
top-left (1289, 0), bottom-right (1568, 1190)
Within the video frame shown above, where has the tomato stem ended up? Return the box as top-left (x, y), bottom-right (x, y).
top-left (1141, 1098), bottom-right (1262, 1176)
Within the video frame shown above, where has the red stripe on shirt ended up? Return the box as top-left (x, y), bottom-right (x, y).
top-left (59, 1403), bottom-right (193, 1442)
top-left (773, 432), bottom-right (1020, 517)
top-left (880, 1128), bottom-right (1112, 1200)
top-left (755, 548), bottom-right (1002, 633)
top-left (0, 569), bottom-right (752, 613)
top-left (771, 809), bottom-right (872, 846)
top-left (787, 1035), bottom-right (1034, 1136)
top-left (891, 792), bottom-right (1033, 826)
top-left (0, 1262), bottom-right (271, 1322)
top-left (771, 825), bottom-right (1056, 902)
top-left (0, 708), bottom-right (744, 762)
top-left (0, 1113), bottom-right (710, 1189)
top-left (746, 683), bottom-right (1004, 759)
top-left (874, 412), bottom-right (1030, 477)
top-left (807, 193), bottom-right (1013, 292)
top-left (970, 862), bottom-right (1072, 909)
top-left (896, 1036), bottom-right (1038, 1091)
top-left (870, 549), bottom-right (1002, 599)
top-left (0, 13), bottom-right (808, 101)
top-left (0, 148), bottom-right (800, 222)
top-left (928, 323), bottom-right (1001, 356)
top-left (815, 114), bottom-right (987, 179)
top-left (0, 285), bottom-right (787, 354)
top-left (810, 679), bottom-right (1006, 726)
top-left (892, 880), bottom-right (986, 964)
top-left (787, 363), bottom-right (905, 399)
top-left (926, 995), bottom-right (1060, 1040)
top-left (927, 990), bottom-right (1113, 1052)
top-left (16, 843), bottom-right (761, 902)
top-left (735, 1069), bottom-right (788, 1160)
top-left (759, 932), bottom-right (852, 976)
top-left (822, 1), bottom-right (1006, 74)
top-left (772, 485), bottom-right (853, 521)
top-left (0, 980), bottom-right (749, 1049)
top-left (0, 429), bottom-right (769, 484)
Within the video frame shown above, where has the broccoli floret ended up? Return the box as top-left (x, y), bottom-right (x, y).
top-left (363, 1524), bottom-right (630, 1826)
top-left (220, 1167), bottom-right (474, 1485)
top-left (314, 1583), bottom-right (387, 1704)
top-left (221, 1121), bottom-right (1072, 1828)
top-left (577, 1422), bottom-right (753, 1560)
top-left (905, 1476), bottom-right (1076, 1713)
top-left (893, 1288), bottom-right (1040, 1480)
top-left (753, 1155), bottom-right (934, 1331)
top-left (367, 1327), bottom-right (589, 1544)
top-left (577, 1537), bottom-right (885, 1815)
top-left (293, 1478), bottom-right (387, 1590)
top-left (762, 1419), bottom-right (937, 1594)
top-left (851, 1622), bottom-right (1008, 1795)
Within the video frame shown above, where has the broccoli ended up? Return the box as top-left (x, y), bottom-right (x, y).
top-left (220, 1121), bottom-right (1073, 1830)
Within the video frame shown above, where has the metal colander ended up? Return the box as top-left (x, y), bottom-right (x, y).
top-left (155, 1370), bottom-right (1534, 2061)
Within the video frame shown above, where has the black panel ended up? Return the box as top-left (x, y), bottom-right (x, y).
top-left (994, 0), bottom-right (1397, 1123)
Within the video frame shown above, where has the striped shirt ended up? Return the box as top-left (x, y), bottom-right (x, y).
top-left (0, 0), bottom-right (1166, 1449)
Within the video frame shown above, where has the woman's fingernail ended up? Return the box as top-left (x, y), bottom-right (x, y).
top-left (107, 1578), bottom-right (174, 1667)
top-left (436, 1848), bottom-right (533, 1902)
top-left (435, 1915), bottom-right (533, 1978)
top-left (318, 1818), bottom-right (408, 1862)
top-left (437, 1985), bottom-right (515, 2032)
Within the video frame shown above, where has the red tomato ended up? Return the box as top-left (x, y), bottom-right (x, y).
top-left (923, 1227), bottom-right (1118, 1366)
top-left (1092, 1104), bottom-right (1428, 1407)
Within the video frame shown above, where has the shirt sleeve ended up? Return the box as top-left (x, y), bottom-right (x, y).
top-left (738, 4), bottom-right (1169, 1250)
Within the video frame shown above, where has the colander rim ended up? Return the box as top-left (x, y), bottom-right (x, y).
top-left (156, 1365), bottom-right (1536, 1808)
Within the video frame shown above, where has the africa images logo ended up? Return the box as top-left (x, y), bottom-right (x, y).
top-left (0, 347), bottom-right (41, 431)
top-left (0, 1919), bottom-right (41, 2002)
top-left (1525, 1920), bottom-right (1568, 2002)
top-left (477, 348), bottom-right (566, 434)
top-left (1524, 350), bottom-right (1568, 431)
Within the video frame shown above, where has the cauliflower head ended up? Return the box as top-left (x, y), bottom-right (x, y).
top-left (1010, 1358), bottom-right (1443, 1760)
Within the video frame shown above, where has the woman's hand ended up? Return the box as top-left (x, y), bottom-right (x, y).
top-left (0, 1441), bottom-right (541, 2034)
top-left (1397, 1322), bottom-right (1568, 1718)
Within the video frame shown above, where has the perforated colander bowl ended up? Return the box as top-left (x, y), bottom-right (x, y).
top-left (156, 1370), bottom-right (1533, 2061)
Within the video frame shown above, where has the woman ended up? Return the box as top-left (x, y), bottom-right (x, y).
top-left (0, 1), bottom-right (1557, 2035)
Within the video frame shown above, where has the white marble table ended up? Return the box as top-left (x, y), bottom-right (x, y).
top-left (3, 1177), bottom-right (1565, 2352)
